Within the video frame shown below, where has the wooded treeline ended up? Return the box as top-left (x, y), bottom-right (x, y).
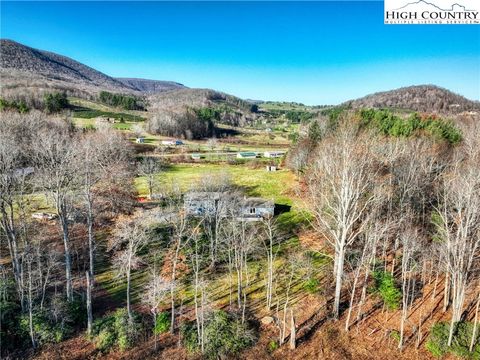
top-left (288, 111), bottom-right (480, 355)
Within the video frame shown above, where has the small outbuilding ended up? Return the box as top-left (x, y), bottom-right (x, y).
top-left (236, 152), bottom-right (258, 159)
top-left (136, 136), bottom-right (145, 144)
top-left (191, 153), bottom-right (204, 160)
top-left (266, 165), bottom-right (277, 172)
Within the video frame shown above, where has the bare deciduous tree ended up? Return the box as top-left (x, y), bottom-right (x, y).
top-left (111, 214), bottom-right (151, 320)
top-left (435, 147), bottom-right (480, 346)
top-left (306, 126), bottom-right (378, 319)
top-left (35, 124), bottom-right (79, 302)
top-left (138, 157), bottom-right (163, 200)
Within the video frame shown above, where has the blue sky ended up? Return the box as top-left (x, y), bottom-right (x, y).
top-left (1, 1), bottom-right (479, 104)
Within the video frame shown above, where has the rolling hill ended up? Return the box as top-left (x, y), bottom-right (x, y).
top-left (343, 85), bottom-right (480, 114)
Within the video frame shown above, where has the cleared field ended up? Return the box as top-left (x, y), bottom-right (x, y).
top-left (135, 163), bottom-right (298, 206)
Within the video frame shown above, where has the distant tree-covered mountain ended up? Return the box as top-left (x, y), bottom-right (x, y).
top-left (343, 85), bottom-right (479, 114)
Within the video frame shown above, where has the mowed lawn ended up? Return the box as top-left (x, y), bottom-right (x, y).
top-left (135, 163), bottom-right (298, 206)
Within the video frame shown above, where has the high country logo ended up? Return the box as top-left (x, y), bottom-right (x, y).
top-left (384, 0), bottom-right (479, 24)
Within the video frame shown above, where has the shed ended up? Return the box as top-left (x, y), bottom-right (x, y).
top-left (236, 152), bottom-right (258, 159)
top-left (191, 153), bottom-right (204, 160)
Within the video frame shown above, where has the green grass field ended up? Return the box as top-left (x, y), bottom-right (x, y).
top-left (135, 163), bottom-right (297, 206)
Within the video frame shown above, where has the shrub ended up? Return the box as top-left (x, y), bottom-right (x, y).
top-left (91, 308), bottom-right (143, 352)
top-left (0, 98), bottom-right (29, 113)
top-left (426, 322), bottom-right (480, 358)
top-left (371, 271), bottom-right (401, 310)
top-left (390, 330), bottom-right (401, 343)
top-left (303, 278), bottom-right (321, 294)
top-left (18, 311), bottom-right (71, 345)
top-left (180, 310), bottom-right (256, 359)
top-left (180, 322), bottom-right (199, 354)
top-left (268, 340), bottom-right (279, 352)
top-left (154, 312), bottom-right (170, 335)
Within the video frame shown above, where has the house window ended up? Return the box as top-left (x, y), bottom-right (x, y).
top-left (249, 208), bottom-right (256, 214)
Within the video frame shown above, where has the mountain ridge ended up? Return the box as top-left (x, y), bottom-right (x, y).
top-left (1, 39), bottom-right (478, 115)
top-left (0, 39), bottom-right (186, 94)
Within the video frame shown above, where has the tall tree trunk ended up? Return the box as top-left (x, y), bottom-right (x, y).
top-left (333, 247), bottom-right (345, 319)
top-left (86, 270), bottom-right (93, 335)
top-left (289, 309), bottom-right (296, 350)
top-left (86, 195), bottom-right (95, 276)
top-left (470, 292), bottom-right (480, 352)
top-left (0, 205), bottom-right (24, 309)
top-left (127, 261), bottom-right (132, 320)
top-left (60, 214), bottom-right (73, 302)
top-left (170, 245), bottom-right (180, 333)
top-left (27, 260), bottom-right (35, 349)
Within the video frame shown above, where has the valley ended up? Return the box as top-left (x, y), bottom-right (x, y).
top-left (1, 38), bottom-right (479, 360)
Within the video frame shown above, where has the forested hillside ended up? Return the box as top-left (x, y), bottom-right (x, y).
top-left (344, 85), bottom-right (480, 114)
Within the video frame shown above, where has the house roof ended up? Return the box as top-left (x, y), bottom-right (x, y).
top-left (184, 192), bottom-right (273, 208)
top-left (241, 197), bottom-right (274, 207)
top-left (184, 192), bottom-right (225, 201)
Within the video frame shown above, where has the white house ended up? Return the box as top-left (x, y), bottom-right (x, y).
top-left (162, 139), bottom-right (184, 146)
top-left (136, 136), bottom-right (145, 143)
top-left (264, 151), bottom-right (285, 158)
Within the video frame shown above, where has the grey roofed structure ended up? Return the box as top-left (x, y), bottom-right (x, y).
top-left (184, 191), bottom-right (274, 220)
top-left (239, 197), bottom-right (275, 219)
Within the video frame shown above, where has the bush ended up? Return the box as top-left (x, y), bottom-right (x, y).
top-left (426, 322), bottom-right (480, 358)
top-left (18, 310), bottom-right (71, 345)
top-left (91, 308), bottom-right (144, 352)
top-left (154, 312), bottom-right (170, 335)
top-left (0, 98), bottom-right (29, 113)
top-left (268, 340), bottom-right (279, 352)
top-left (371, 271), bottom-right (401, 310)
top-left (180, 310), bottom-right (256, 359)
top-left (303, 278), bottom-right (321, 294)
